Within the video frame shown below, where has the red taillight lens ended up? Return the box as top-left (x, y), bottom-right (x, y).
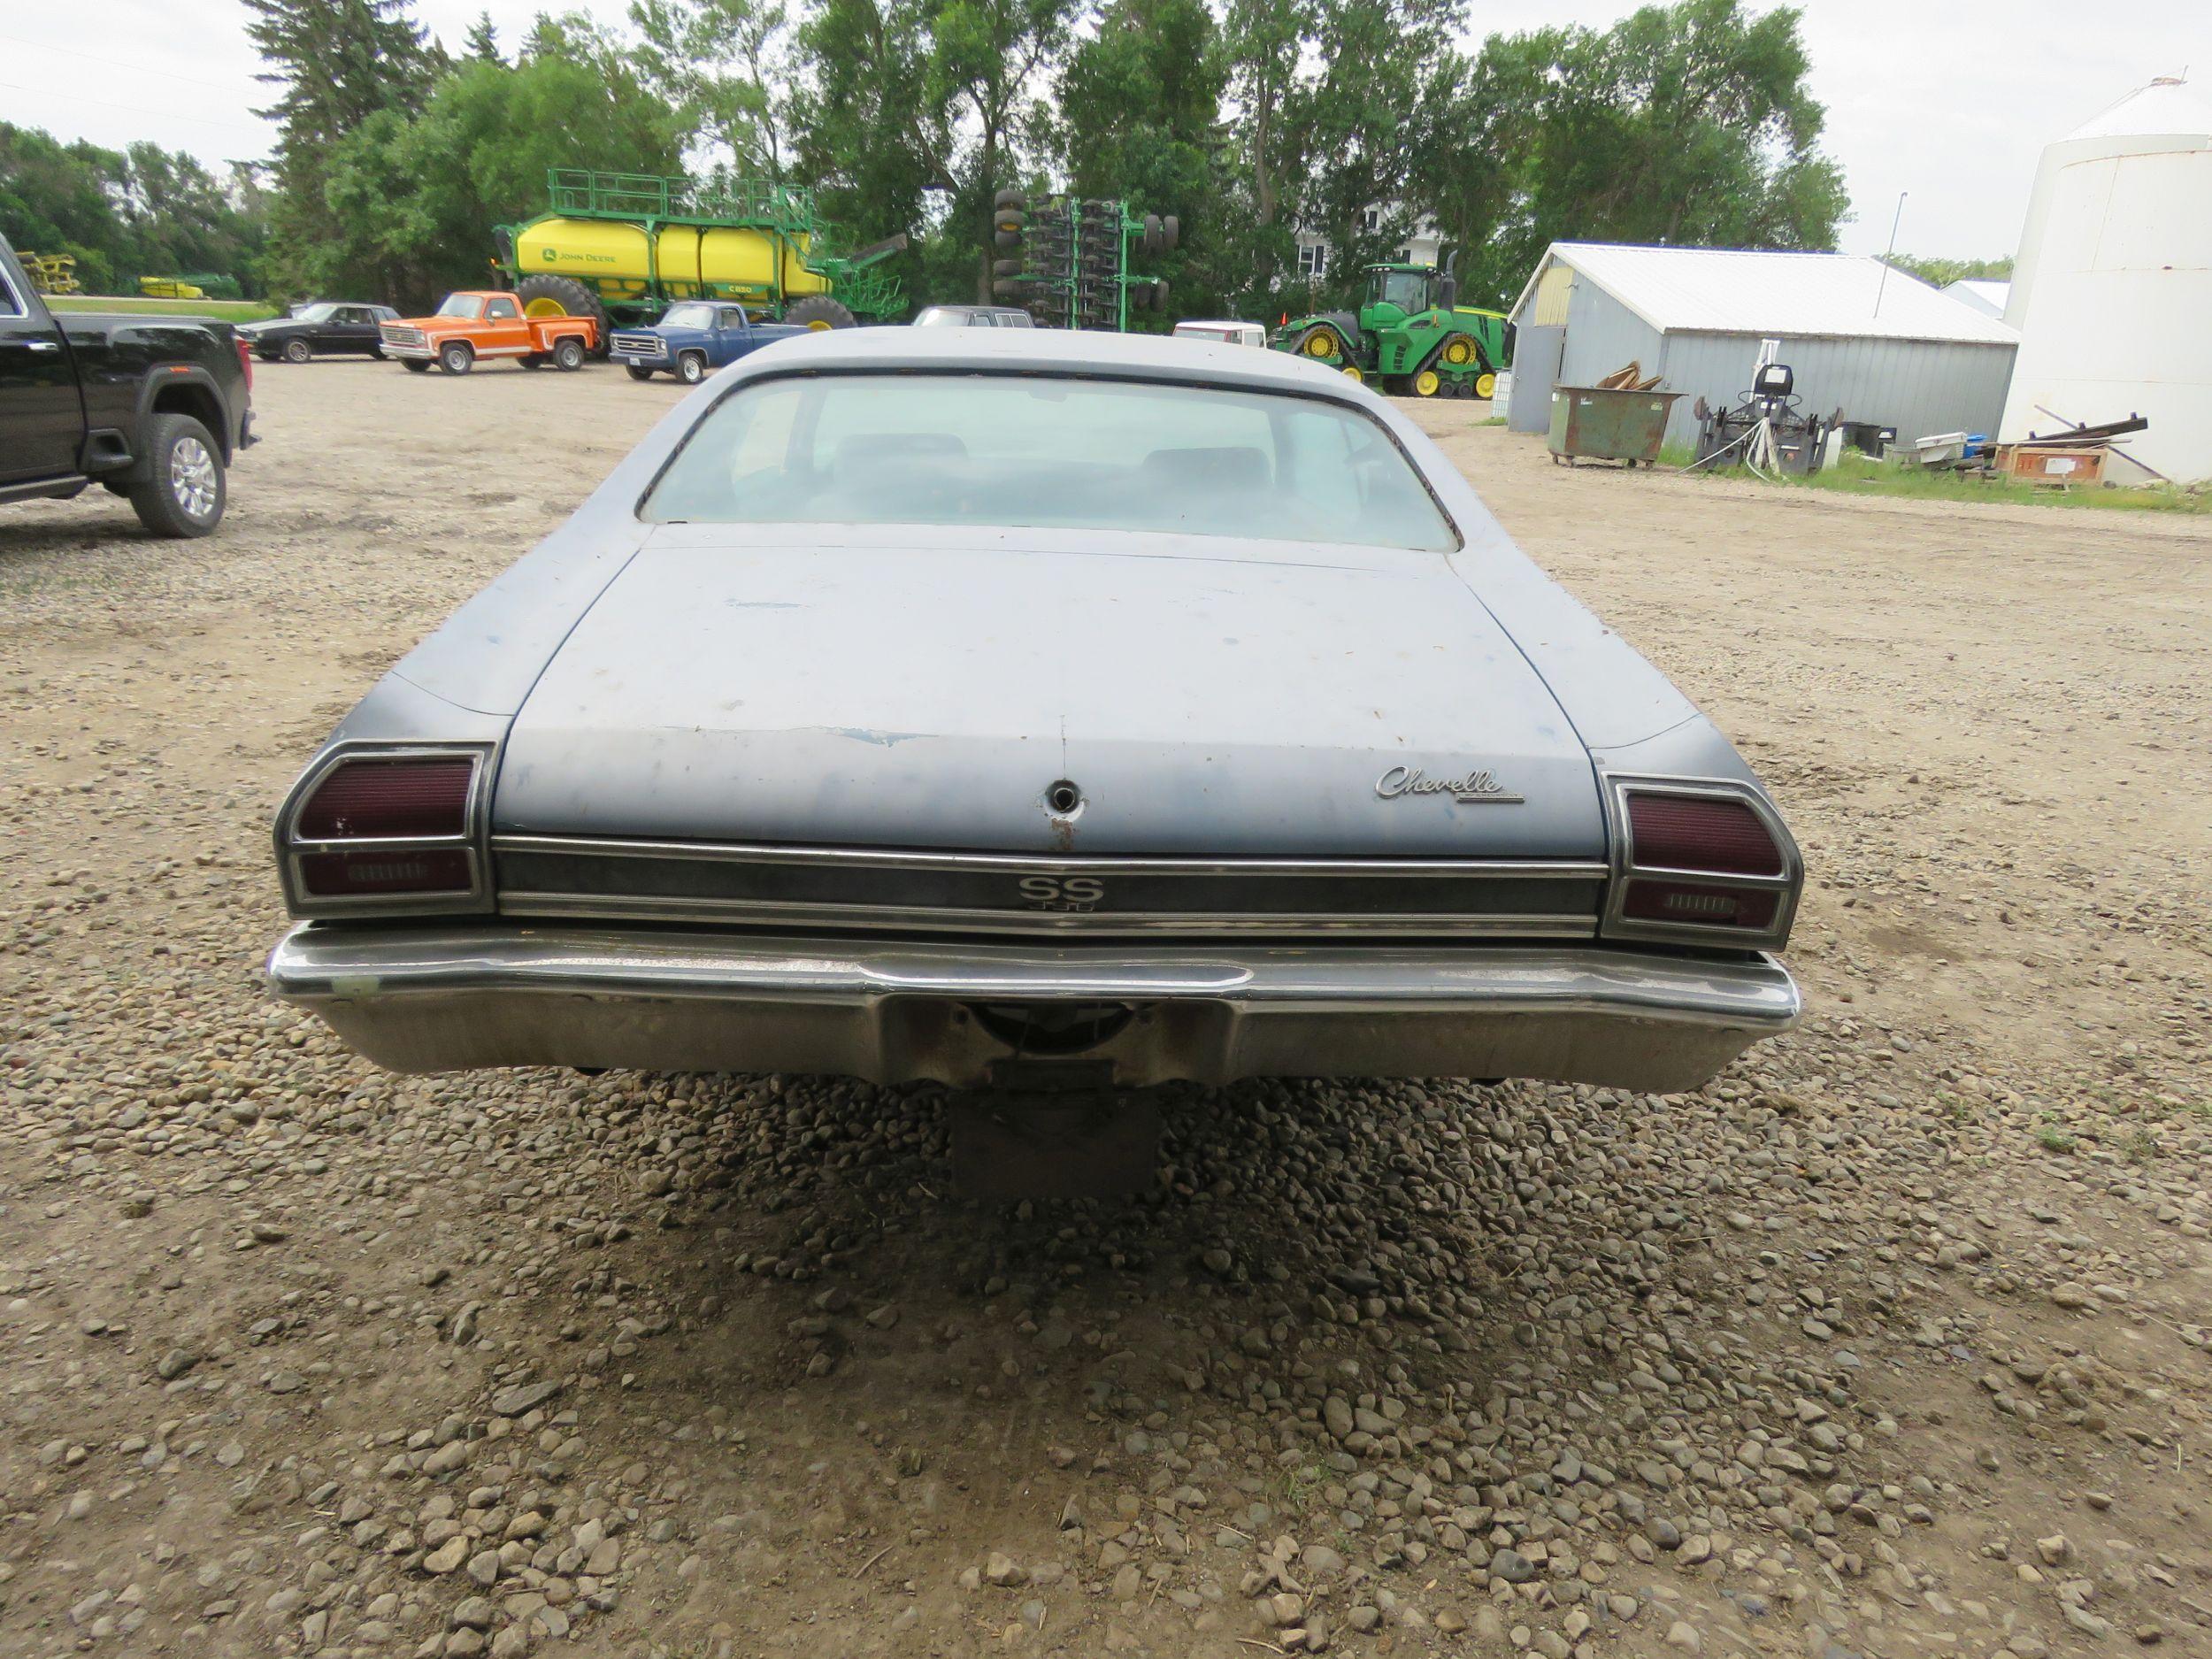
top-left (1626, 793), bottom-right (1783, 875)
top-left (236, 336), bottom-right (253, 393)
top-left (299, 849), bottom-right (472, 896)
top-left (1621, 879), bottom-right (1779, 930)
top-left (297, 758), bottom-right (473, 839)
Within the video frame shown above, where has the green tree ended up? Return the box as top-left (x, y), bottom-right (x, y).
top-left (1438, 1), bottom-right (1850, 304)
top-left (465, 11), bottom-right (502, 60)
top-left (632, 0), bottom-right (793, 182)
top-left (926, 0), bottom-right (1080, 299)
top-left (1054, 0), bottom-right (1229, 320)
top-left (245, 0), bottom-right (444, 295)
top-left (0, 123), bottom-right (266, 296)
top-left (312, 24), bottom-right (686, 306)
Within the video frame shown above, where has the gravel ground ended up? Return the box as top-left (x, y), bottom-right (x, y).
top-left (2, 363), bottom-right (2208, 1659)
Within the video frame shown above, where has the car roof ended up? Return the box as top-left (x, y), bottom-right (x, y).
top-left (739, 325), bottom-right (1344, 395)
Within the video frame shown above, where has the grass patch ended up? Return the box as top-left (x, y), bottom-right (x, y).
top-left (45, 295), bottom-right (280, 322)
top-left (1680, 449), bottom-right (2209, 515)
top-left (2034, 1114), bottom-right (2078, 1155)
top-left (1478, 415), bottom-right (1507, 427)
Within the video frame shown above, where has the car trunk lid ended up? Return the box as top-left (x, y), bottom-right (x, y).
top-left (492, 524), bottom-right (1601, 857)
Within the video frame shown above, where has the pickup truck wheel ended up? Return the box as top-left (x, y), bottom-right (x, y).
top-left (282, 338), bottom-right (312, 364)
top-left (127, 412), bottom-right (225, 539)
top-left (439, 342), bottom-right (473, 374)
top-left (552, 338), bottom-right (586, 372)
top-left (518, 354), bottom-right (545, 371)
top-left (402, 359), bottom-right (431, 373)
top-left (676, 351), bottom-right (706, 385)
top-left (624, 365), bottom-right (655, 381)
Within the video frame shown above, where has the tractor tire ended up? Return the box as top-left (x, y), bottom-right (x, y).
top-left (1474, 370), bottom-right (1498, 400)
top-left (783, 295), bottom-right (856, 331)
top-left (625, 364), bottom-right (656, 381)
top-left (1149, 279), bottom-right (1170, 313)
top-left (1296, 327), bottom-right (1340, 361)
top-left (282, 337), bottom-right (312, 364)
top-left (993, 188), bottom-right (1026, 211)
top-left (552, 337), bottom-right (587, 371)
top-left (439, 342), bottom-right (474, 374)
top-left (1412, 369), bottom-right (1442, 397)
top-left (1440, 334), bottom-right (1478, 367)
top-left (402, 358), bottom-right (431, 373)
top-left (514, 274), bottom-right (608, 354)
top-left (992, 278), bottom-right (1025, 299)
top-left (1161, 215), bottom-right (1179, 252)
top-left (1340, 364), bottom-right (1364, 384)
top-left (994, 229), bottom-right (1021, 250)
top-left (993, 258), bottom-right (1024, 278)
top-left (1141, 214), bottom-right (1163, 257)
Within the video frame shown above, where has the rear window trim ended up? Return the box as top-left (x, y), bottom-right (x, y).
top-left (631, 365), bottom-right (1463, 552)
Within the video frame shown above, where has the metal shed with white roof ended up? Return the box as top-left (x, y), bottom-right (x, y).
top-left (1504, 242), bottom-right (2019, 452)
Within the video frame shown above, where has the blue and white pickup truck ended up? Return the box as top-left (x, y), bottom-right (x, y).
top-left (609, 302), bottom-right (810, 384)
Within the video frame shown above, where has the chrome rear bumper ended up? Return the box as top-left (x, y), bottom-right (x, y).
top-left (268, 923), bottom-right (1799, 1091)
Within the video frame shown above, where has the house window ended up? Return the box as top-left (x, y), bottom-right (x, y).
top-left (1297, 242), bottom-right (1327, 279)
top-left (1363, 207), bottom-right (1381, 233)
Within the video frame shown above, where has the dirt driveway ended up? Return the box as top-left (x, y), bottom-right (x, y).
top-left (2, 365), bottom-right (2207, 1659)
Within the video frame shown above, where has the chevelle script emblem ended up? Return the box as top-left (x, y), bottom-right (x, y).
top-left (1375, 765), bottom-right (1525, 805)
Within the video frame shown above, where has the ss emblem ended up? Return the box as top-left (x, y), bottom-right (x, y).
top-left (1018, 875), bottom-right (1105, 912)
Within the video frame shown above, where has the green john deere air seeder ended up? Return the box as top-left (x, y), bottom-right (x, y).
top-left (493, 169), bottom-right (909, 339)
top-left (988, 191), bottom-right (1177, 330)
top-left (1274, 256), bottom-right (1509, 399)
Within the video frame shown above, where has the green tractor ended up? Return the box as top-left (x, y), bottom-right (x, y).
top-left (1273, 256), bottom-right (1509, 399)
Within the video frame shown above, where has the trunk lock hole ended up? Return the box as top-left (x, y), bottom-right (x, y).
top-left (970, 1001), bottom-right (1135, 1056)
top-left (1045, 780), bottom-right (1083, 816)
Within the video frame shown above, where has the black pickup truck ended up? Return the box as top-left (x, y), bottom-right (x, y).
top-left (2, 233), bottom-right (255, 537)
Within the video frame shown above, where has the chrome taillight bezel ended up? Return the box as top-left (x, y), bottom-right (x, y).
top-left (274, 741), bottom-right (495, 918)
top-left (1599, 773), bottom-right (1801, 950)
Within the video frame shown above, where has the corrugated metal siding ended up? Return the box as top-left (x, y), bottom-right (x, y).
top-left (1557, 277), bottom-right (1668, 389)
top-left (1505, 324), bottom-right (1564, 433)
top-left (1654, 332), bottom-right (2017, 449)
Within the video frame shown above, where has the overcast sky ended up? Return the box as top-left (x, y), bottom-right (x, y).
top-left (4, 1), bottom-right (2207, 260)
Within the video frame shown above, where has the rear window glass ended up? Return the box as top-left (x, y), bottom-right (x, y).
top-left (641, 373), bottom-right (1457, 551)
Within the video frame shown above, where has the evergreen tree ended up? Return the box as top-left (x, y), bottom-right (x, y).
top-left (465, 11), bottom-right (501, 62)
top-left (243, 0), bottom-right (443, 294)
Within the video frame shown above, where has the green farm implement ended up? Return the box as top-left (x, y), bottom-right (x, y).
top-left (988, 193), bottom-right (1177, 331)
top-left (493, 169), bottom-right (909, 342)
top-left (1273, 257), bottom-right (1509, 399)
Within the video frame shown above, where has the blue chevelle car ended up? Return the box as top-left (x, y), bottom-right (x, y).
top-left (610, 302), bottom-right (810, 384)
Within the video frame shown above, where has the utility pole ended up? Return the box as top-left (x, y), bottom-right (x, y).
top-left (1875, 191), bottom-right (1908, 316)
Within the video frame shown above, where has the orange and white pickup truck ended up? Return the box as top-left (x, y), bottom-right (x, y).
top-left (379, 291), bottom-right (599, 374)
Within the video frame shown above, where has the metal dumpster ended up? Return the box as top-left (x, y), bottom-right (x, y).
top-left (1548, 385), bottom-right (1683, 467)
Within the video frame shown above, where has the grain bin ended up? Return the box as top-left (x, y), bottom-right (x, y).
top-left (1999, 77), bottom-right (2212, 481)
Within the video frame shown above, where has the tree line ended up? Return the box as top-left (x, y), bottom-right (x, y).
top-left (0, 125), bottom-right (267, 296)
top-left (8, 0), bottom-right (1862, 319)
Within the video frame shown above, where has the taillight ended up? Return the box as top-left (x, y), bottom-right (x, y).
top-left (236, 335), bottom-right (253, 394)
top-left (297, 757), bottom-right (472, 839)
top-left (1605, 780), bottom-right (1797, 947)
top-left (278, 748), bottom-right (488, 915)
top-left (1624, 793), bottom-right (1783, 875)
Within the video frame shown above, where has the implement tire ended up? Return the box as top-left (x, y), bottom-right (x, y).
top-left (783, 295), bottom-right (856, 331)
top-left (514, 274), bottom-right (608, 354)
